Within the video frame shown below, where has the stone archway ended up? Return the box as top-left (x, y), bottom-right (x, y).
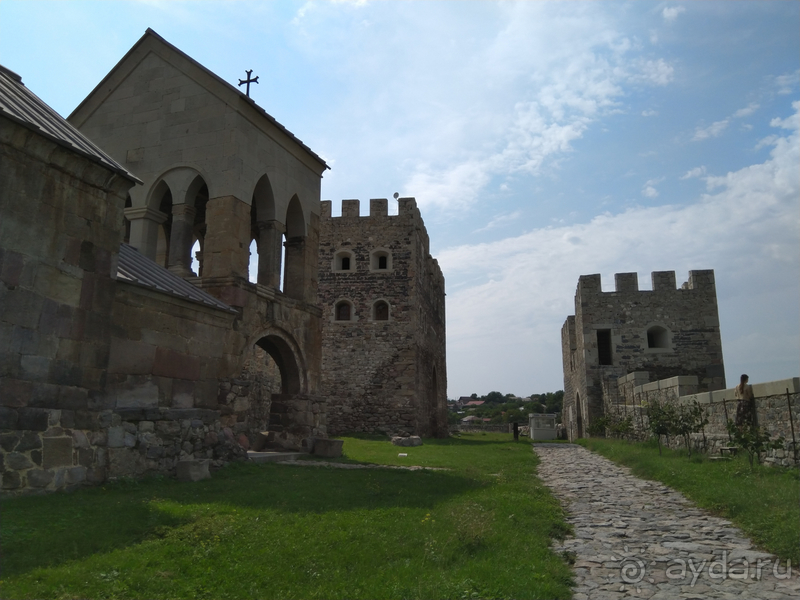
top-left (576, 393), bottom-right (584, 439)
top-left (251, 331), bottom-right (325, 451)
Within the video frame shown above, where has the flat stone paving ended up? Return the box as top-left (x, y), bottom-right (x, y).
top-left (534, 444), bottom-right (799, 599)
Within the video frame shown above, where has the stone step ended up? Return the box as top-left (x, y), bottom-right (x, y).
top-left (247, 450), bottom-right (306, 464)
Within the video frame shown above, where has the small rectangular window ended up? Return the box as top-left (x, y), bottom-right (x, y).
top-left (378, 255), bottom-right (387, 269)
top-left (597, 329), bottom-right (613, 365)
top-left (341, 256), bottom-right (350, 271)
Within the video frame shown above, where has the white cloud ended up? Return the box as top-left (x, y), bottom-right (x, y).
top-left (642, 109), bottom-right (658, 117)
top-left (662, 6), bottom-right (686, 23)
top-left (733, 102), bottom-right (759, 118)
top-left (631, 58), bottom-right (674, 86)
top-left (681, 166), bottom-right (706, 179)
top-left (440, 102), bottom-right (800, 394)
top-left (641, 176), bottom-right (665, 198)
top-left (692, 119), bottom-right (729, 141)
top-left (472, 211), bottom-right (523, 234)
top-left (775, 70), bottom-right (799, 95)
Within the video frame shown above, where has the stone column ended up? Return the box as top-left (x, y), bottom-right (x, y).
top-left (202, 196), bottom-right (250, 279)
top-left (124, 206), bottom-right (167, 262)
top-left (255, 220), bottom-right (284, 288)
top-left (283, 236), bottom-right (306, 300)
top-left (167, 203), bottom-right (197, 277)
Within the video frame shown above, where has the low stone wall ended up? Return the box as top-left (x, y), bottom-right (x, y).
top-left (606, 376), bottom-right (800, 467)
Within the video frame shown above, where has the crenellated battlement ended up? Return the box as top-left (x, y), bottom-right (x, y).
top-left (321, 197), bottom-right (420, 220)
top-left (577, 270), bottom-right (716, 296)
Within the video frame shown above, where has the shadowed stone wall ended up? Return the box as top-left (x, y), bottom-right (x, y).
top-left (318, 198), bottom-right (447, 438)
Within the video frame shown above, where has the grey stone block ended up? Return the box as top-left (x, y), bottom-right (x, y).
top-left (17, 407), bottom-right (49, 431)
top-left (176, 459), bottom-right (211, 482)
top-left (107, 426), bottom-right (125, 447)
top-left (27, 468), bottom-right (54, 488)
top-left (391, 436), bottom-right (423, 447)
top-left (42, 437), bottom-right (73, 468)
top-left (6, 452), bottom-right (34, 470)
top-left (312, 438), bottom-right (343, 458)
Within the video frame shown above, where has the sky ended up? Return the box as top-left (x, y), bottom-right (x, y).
top-left (1, 1), bottom-right (798, 397)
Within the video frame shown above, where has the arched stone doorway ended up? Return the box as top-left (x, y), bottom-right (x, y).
top-left (251, 332), bottom-right (325, 451)
top-left (576, 392), bottom-right (584, 439)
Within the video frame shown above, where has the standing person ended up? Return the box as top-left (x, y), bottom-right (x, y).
top-left (734, 374), bottom-right (756, 428)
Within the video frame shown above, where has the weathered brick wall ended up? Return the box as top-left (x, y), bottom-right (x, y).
top-left (561, 270), bottom-right (726, 440)
top-left (318, 198), bottom-right (447, 437)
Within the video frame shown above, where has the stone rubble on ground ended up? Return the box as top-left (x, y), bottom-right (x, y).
top-left (534, 444), bottom-right (800, 600)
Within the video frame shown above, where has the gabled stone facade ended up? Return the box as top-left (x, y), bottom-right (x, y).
top-left (561, 270), bottom-right (726, 441)
top-left (318, 198), bottom-right (448, 438)
top-left (1, 30), bottom-right (330, 495)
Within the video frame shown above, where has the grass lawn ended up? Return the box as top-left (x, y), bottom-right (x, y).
top-left (578, 438), bottom-right (800, 563)
top-left (0, 433), bottom-right (573, 600)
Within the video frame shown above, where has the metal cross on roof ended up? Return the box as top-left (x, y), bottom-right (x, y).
top-left (238, 69), bottom-right (259, 97)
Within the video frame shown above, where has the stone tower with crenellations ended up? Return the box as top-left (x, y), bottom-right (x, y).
top-left (318, 197), bottom-right (448, 438)
top-left (561, 270), bottom-right (726, 441)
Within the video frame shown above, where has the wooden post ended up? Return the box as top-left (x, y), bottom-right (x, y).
top-left (787, 388), bottom-right (798, 464)
top-left (722, 398), bottom-right (732, 443)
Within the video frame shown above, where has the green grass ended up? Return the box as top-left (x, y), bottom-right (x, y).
top-left (578, 438), bottom-right (800, 563)
top-left (0, 433), bottom-right (572, 600)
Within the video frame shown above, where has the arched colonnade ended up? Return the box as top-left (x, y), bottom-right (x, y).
top-left (123, 166), bottom-right (310, 299)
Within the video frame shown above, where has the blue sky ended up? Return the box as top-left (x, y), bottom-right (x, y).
top-left (2, 1), bottom-right (798, 397)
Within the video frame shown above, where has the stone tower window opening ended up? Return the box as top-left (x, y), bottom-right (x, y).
top-left (333, 249), bottom-right (355, 272)
top-left (335, 300), bottom-right (353, 321)
top-left (370, 249), bottom-right (392, 271)
top-left (647, 325), bottom-right (670, 349)
top-left (597, 329), bottom-right (613, 365)
top-left (373, 300), bottom-right (390, 321)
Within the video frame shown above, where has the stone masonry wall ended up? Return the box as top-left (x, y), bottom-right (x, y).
top-left (562, 270), bottom-right (726, 441)
top-left (318, 198), bottom-right (447, 437)
top-left (607, 375), bottom-right (800, 467)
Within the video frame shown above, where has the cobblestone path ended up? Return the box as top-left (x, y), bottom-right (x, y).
top-left (534, 444), bottom-right (799, 600)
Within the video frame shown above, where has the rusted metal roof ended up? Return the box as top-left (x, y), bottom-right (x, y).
top-left (0, 63), bottom-right (141, 183)
top-left (117, 243), bottom-right (236, 313)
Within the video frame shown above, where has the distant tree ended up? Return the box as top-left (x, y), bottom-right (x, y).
top-left (470, 393), bottom-right (478, 399)
top-left (485, 391), bottom-right (505, 403)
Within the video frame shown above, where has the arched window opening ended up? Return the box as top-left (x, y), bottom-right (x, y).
top-left (373, 300), bottom-right (389, 321)
top-left (188, 182), bottom-right (207, 277)
top-left (191, 239), bottom-right (202, 276)
top-left (248, 239), bottom-right (258, 284)
top-left (334, 250), bottom-right (355, 272)
top-left (647, 326), bottom-right (669, 349)
top-left (250, 177), bottom-right (280, 288)
top-left (335, 300), bottom-right (352, 321)
top-left (282, 196), bottom-right (306, 300)
top-left (279, 233), bottom-right (286, 292)
top-left (370, 249), bottom-right (391, 271)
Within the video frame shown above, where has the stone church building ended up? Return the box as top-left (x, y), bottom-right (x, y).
top-left (561, 270), bottom-right (726, 441)
top-left (1, 29), bottom-right (447, 494)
